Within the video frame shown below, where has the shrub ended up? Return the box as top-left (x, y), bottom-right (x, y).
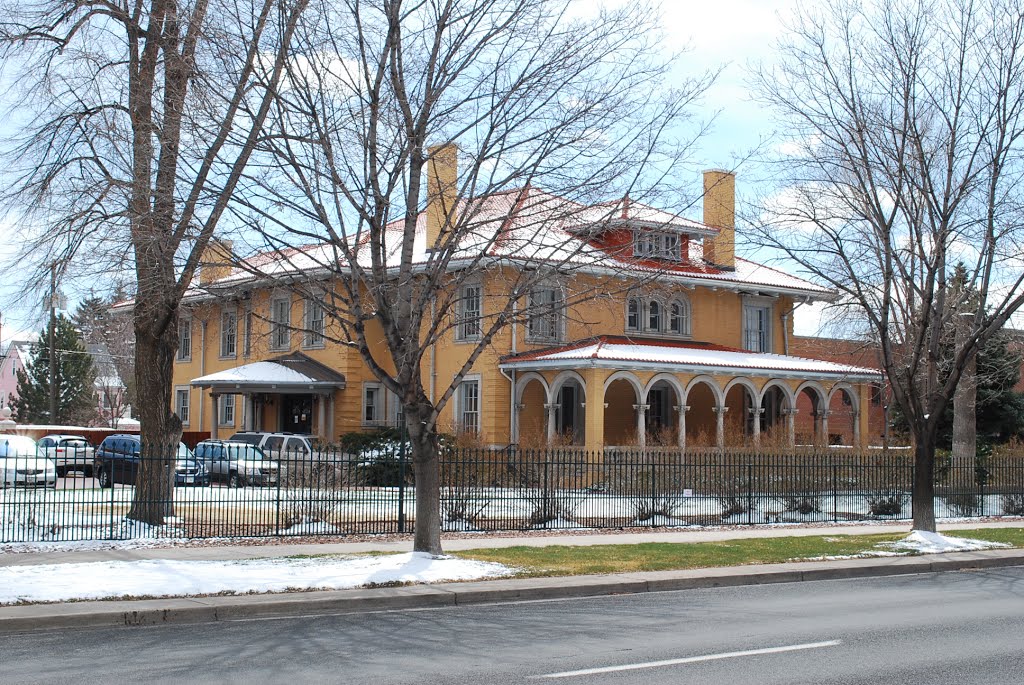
top-left (944, 493), bottom-right (980, 516)
top-left (866, 494), bottom-right (906, 517)
top-left (1001, 494), bottom-right (1024, 516)
top-left (783, 495), bottom-right (821, 515)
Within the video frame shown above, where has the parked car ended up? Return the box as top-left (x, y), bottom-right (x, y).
top-left (94, 434), bottom-right (209, 488)
top-left (0, 435), bottom-right (57, 488)
top-left (37, 434), bottom-right (95, 476)
top-left (227, 432), bottom-right (319, 461)
top-left (193, 440), bottom-right (281, 487)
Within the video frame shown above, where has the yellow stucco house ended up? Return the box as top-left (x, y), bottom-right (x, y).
top-left (173, 159), bottom-right (880, 453)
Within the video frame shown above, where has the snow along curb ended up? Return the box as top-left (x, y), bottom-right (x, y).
top-left (2, 548), bottom-right (1023, 634)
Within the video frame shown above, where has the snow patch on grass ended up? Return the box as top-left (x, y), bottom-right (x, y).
top-left (884, 530), bottom-right (1010, 554)
top-left (0, 552), bottom-right (517, 605)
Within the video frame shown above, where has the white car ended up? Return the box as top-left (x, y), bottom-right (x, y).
top-left (37, 434), bottom-right (95, 476)
top-left (0, 435), bottom-right (58, 488)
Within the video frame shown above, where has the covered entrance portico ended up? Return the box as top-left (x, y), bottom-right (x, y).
top-left (501, 336), bottom-right (880, 452)
top-left (191, 352), bottom-right (346, 441)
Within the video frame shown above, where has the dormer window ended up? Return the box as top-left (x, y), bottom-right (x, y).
top-left (633, 231), bottom-right (681, 261)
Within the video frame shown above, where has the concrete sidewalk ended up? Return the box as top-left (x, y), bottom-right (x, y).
top-left (1, 519), bottom-right (1022, 567)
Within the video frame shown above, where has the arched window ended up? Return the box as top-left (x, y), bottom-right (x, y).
top-left (669, 298), bottom-right (691, 336)
top-left (647, 300), bottom-right (661, 331)
top-left (627, 298), bottom-right (640, 331)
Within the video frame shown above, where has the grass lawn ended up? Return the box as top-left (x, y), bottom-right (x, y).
top-left (455, 528), bottom-right (1024, 577)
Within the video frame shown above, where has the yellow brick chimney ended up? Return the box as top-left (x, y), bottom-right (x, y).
top-left (702, 169), bottom-right (735, 270)
top-left (425, 143), bottom-right (458, 251)
top-left (199, 238), bottom-right (234, 285)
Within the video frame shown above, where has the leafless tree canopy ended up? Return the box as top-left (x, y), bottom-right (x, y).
top-left (218, 0), bottom-right (714, 552)
top-left (751, 0), bottom-right (1024, 530)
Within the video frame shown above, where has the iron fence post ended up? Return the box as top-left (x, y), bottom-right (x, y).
top-left (832, 464), bottom-right (838, 522)
top-left (398, 423), bottom-right (407, 533)
top-left (544, 454), bottom-right (550, 522)
top-left (747, 463), bottom-right (753, 526)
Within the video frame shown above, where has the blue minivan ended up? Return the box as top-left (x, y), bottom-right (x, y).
top-left (94, 435), bottom-right (210, 487)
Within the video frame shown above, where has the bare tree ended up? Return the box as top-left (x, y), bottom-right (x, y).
top-left (751, 0), bottom-right (1024, 531)
top-left (1, 0), bottom-right (310, 522)
top-left (224, 0), bottom-right (713, 553)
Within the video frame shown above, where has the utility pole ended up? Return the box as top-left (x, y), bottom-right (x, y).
top-left (49, 262), bottom-right (57, 424)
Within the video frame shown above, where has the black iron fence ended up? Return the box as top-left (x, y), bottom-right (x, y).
top-left (2, 444), bottom-right (1023, 543)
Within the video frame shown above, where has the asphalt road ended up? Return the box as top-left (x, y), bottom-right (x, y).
top-left (6, 566), bottom-right (1024, 684)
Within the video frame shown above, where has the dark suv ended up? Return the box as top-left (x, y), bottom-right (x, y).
top-left (94, 434), bottom-right (210, 487)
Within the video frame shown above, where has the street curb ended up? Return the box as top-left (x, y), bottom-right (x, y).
top-left (1, 549), bottom-right (1022, 634)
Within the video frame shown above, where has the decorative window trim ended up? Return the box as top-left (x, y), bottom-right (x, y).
top-left (626, 297), bottom-right (641, 332)
top-left (220, 307), bottom-right (237, 359)
top-left (218, 394), bottom-right (235, 427)
top-left (646, 298), bottom-right (664, 333)
top-left (174, 386), bottom-right (190, 426)
top-left (625, 293), bottom-right (692, 338)
top-left (526, 282), bottom-right (565, 343)
top-left (243, 308), bottom-right (253, 358)
top-left (270, 296), bottom-right (291, 351)
top-left (668, 296), bottom-right (692, 337)
top-left (362, 382), bottom-right (385, 427)
top-left (303, 297), bottom-right (326, 349)
top-left (457, 375), bottom-right (481, 434)
top-left (176, 318), bottom-right (192, 362)
top-left (455, 282), bottom-right (483, 342)
top-left (742, 296), bottom-right (774, 353)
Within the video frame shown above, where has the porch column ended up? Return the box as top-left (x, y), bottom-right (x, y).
top-left (246, 395), bottom-right (255, 431)
top-left (544, 402), bottom-right (557, 445)
top-left (784, 408), bottom-right (797, 447)
top-left (582, 367), bottom-right (606, 455)
top-left (858, 382), bottom-right (871, 450)
top-left (675, 404), bottom-right (690, 450)
top-left (633, 404), bottom-right (649, 448)
top-left (820, 409), bottom-right (832, 447)
top-left (317, 394), bottom-right (326, 440)
top-left (328, 393), bottom-right (336, 441)
top-left (210, 393), bottom-right (220, 439)
top-left (713, 405), bottom-right (728, 450)
top-left (751, 406), bottom-right (764, 448)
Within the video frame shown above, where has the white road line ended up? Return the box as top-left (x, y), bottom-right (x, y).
top-left (538, 640), bottom-right (843, 678)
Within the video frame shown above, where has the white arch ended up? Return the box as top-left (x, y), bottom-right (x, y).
top-left (643, 373), bottom-right (686, 405)
top-left (514, 372), bottom-right (550, 405)
top-left (603, 370), bottom-right (644, 399)
top-left (795, 380), bottom-right (828, 409)
top-left (684, 375), bottom-right (725, 407)
top-left (827, 382), bottom-right (859, 409)
top-left (759, 379), bottom-right (795, 409)
top-left (723, 377), bottom-right (761, 409)
top-left (550, 370), bottom-right (588, 404)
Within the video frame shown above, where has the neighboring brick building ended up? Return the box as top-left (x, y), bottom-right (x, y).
top-left (791, 336), bottom-right (886, 446)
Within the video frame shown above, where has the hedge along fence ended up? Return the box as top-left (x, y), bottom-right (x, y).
top-left (2, 445), bottom-right (1023, 543)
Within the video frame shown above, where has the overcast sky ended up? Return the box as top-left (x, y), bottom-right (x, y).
top-left (1, 0), bottom-right (835, 347)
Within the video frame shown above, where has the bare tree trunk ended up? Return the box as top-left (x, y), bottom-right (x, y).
top-left (912, 437), bottom-right (936, 532)
top-left (952, 312), bottom-right (977, 483)
top-left (406, 401), bottom-right (442, 555)
top-left (127, 298), bottom-right (181, 523)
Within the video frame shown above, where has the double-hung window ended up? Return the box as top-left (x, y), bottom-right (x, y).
top-left (742, 300), bottom-right (773, 352)
top-left (457, 379), bottom-right (480, 433)
top-left (220, 309), bottom-right (237, 358)
top-left (456, 284), bottom-right (482, 341)
top-left (363, 383), bottom-right (383, 425)
top-left (626, 298), bottom-right (640, 331)
top-left (175, 388), bottom-right (190, 425)
top-left (271, 297), bottom-right (291, 350)
top-left (177, 318), bottom-right (192, 361)
top-left (219, 394), bottom-right (235, 426)
top-left (527, 285), bottom-right (563, 342)
top-left (304, 298), bottom-right (325, 348)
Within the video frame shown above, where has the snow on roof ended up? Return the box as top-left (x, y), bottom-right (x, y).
top-left (181, 186), bottom-right (831, 300)
top-left (190, 353), bottom-right (346, 389)
top-left (500, 336), bottom-right (881, 380)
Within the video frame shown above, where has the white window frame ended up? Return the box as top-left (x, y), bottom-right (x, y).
top-left (175, 387), bottom-right (190, 425)
top-left (646, 298), bottom-right (663, 332)
top-left (219, 394), bottom-right (235, 426)
top-left (220, 308), bottom-right (237, 359)
top-left (668, 297), bottom-right (692, 337)
top-left (527, 283), bottom-right (564, 343)
top-left (742, 297), bottom-right (774, 353)
top-left (626, 297), bottom-right (640, 332)
top-left (303, 298), bottom-right (325, 349)
top-left (455, 282), bottom-right (483, 342)
top-left (270, 296), bottom-right (291, 350)
top-left (177, 318), bottom-right (192, 361)
top-left (633, 231), bottom-right (682, 261)
top-left (457, 376), bottom-right (481, 434)
top-left (362, 382), bottom-right (384, 426)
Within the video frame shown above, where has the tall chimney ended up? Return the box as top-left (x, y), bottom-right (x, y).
top-left (426, 143), bottom-right (458, 251)
top-left (199, 239), bottom-right (234, 285)
top-left (702, 169), bottom-right (736, 270)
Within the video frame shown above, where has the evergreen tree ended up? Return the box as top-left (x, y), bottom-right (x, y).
top-left (71, 293), bottom-right (110, 346)
top-left (13, 315), bottom-right (97, 425)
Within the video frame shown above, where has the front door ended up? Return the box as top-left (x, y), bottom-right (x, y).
top-left (281, 395), bottom-right (313, 434)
